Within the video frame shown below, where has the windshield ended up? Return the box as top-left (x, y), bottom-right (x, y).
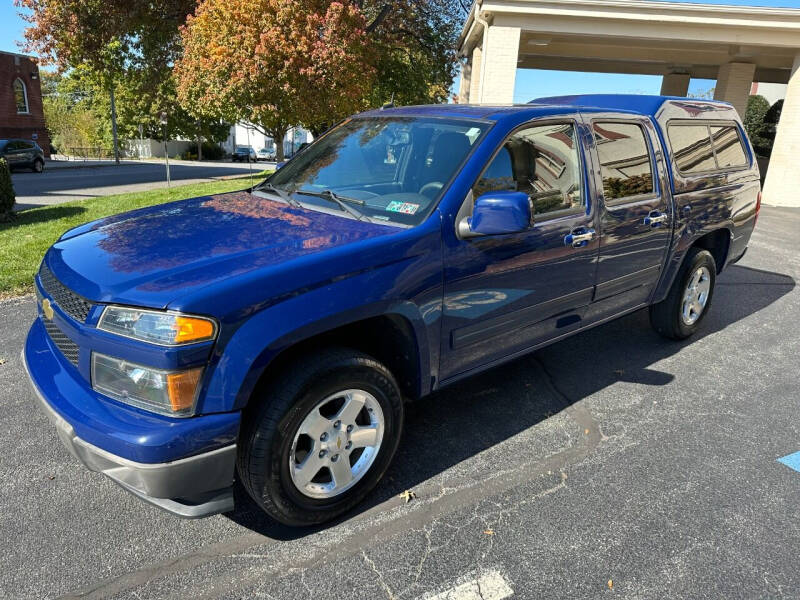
top-left (261, 116), bottom-right (488, 226)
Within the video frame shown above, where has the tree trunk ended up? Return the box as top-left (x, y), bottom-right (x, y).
top-left (270, 127), bottom-right (288, 162)
top-left (197, 138), bottom-right (202, 161)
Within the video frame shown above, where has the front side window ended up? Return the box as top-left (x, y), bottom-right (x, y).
top-left (13, 79), bottom-right (28, 114)
top-left (472, 122), bottom-right (583, 220)
top-left (593, 122), bottom-right (655, 201)
top-left (265, 116), bottom-right (488, 226)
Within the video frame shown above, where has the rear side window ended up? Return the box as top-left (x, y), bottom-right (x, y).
top-left (669, 125), bottom-right (716, 174)
top-left (593, 122), bottom-right (655, 202)
top-left (711, 125), bottom-right (748, 169)
top-left (668, 122), bottom-right (748, 174)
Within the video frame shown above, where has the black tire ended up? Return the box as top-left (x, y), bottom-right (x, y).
top-left (32, 158), bottom-right (44, 173)
top-left (237, 347), bottom-right (404, 526)
top-left (650, 247), bottom-right (717, 340)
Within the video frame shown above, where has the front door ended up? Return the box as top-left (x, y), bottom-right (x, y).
top-left (440, 118), bottom-right (599, 382)
top-left (587, 117), bottom-right (673, 316)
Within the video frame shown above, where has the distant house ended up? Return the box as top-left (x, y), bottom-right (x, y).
top-left (223, 123), bottom-right (313, 158)
top-left (0, 51), bottom-right (49, 156)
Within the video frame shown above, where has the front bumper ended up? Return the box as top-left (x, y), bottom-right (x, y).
top-left (23, 320), bottom-right (239, 518)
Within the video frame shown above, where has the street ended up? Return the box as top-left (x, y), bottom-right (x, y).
top-left (1, 206), bottom-right (798, 599)
top-left (11, 160), bottom-right (271, 210)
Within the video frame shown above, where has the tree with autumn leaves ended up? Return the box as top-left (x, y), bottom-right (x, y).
top-left (175, 0), bottom-right (375, 161)
top-left (16, 0), bottom-right (468, 158)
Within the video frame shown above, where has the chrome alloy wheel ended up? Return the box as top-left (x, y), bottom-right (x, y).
top-left (289, 389), bottom-right (385, 499)
top-left (681, 265), bottom-right (712, 325)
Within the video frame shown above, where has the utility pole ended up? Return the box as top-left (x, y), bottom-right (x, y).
top-left (160, 111), bottom-right (170, 191)
top-left (109, 86), bottom-right (120, 164)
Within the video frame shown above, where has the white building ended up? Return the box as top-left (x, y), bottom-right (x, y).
top-left (457, 0), bottom-right (800, 207)
top-left (222, 123), bottom-right (313, 157)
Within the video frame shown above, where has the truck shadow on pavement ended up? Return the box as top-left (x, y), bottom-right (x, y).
top-left (225, 264), bottom-right (795, 539)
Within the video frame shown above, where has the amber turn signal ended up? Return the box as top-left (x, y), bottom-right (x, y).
top-left (173, 316), bottom-right (216, 344)
top-left (166, 368), bottom-right (204, 413)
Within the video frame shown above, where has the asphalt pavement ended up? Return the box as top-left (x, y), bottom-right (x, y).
top-left (11, 160), bottom-right (272, 210)
top-left (1, 207), bottom-right (799, 599)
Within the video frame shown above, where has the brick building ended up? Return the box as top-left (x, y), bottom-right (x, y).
top-left (1, 50), bottom-right (49, 156)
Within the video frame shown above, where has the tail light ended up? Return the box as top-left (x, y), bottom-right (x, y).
top-left (754, 191), bottom-right (762, 227)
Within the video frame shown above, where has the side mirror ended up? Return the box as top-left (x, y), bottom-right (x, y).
top-left (459, 191), bottom-right (530, 237)
top-left (275, 161), bottom-right (286, 170)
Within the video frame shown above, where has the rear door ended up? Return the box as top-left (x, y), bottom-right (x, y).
top-left (440, 117), bottom-right (599, 381)
top-left (587, 116), bottom-right (673, 315)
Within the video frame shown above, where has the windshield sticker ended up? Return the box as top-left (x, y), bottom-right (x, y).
top-left (386, 201), bottom-right (419, 215)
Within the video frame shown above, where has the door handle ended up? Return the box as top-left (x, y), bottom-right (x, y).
top-left (564, 228), bottom-right (595, 248)
top-left (644, 211), bottom-right (668, 227)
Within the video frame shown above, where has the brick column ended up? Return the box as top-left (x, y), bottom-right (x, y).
top-left (714, 62), bottom-right (756, 117)
top-left (660, 73), bottom-right (690, 97)
top-left (762, 54), bottom-right (800, 207)
top-left (458, 59), bottom-right (472, 103)
top-left (478, 25), bottom-right (521, 104)
top-left (468, 45), bottom-right (482, 104)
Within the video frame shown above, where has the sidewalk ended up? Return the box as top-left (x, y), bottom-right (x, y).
top-left (44, 157), bottom-right (274, 171)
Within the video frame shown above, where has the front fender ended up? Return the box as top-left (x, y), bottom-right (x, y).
top-left (194, 234), bottom-right (443, 414)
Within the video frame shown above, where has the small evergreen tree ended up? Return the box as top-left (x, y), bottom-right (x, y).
top-left (758, 100), bottom-right (784, 158)
top-left (744, 95), bottom-right (770, 157)
top-left (0, 158), bottom-right (15, 221)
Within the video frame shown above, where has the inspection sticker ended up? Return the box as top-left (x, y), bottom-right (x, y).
top-left (386, 201), bottom-right (419, 215)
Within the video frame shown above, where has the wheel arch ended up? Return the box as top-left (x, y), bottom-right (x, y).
top-left (652, 224), bottom-right (732, 304)
top-left (214, 301), bottom-right (433, 417)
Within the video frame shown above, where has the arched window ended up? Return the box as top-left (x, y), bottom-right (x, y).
top-left (13, 79), bottom-right (28, 114)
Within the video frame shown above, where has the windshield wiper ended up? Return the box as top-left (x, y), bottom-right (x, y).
top-left (297, 189), bottom-right (373, 223)
top-left (256, 182), bottom-right (302, 208)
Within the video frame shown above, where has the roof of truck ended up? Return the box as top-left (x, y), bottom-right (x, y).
top-left (529, 94), bottom-right (734, 116)
top-left (360, 94), bottom-right (736, 122)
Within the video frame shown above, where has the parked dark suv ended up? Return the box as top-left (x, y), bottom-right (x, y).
top-left (0, 139), bottom-right (45, 173)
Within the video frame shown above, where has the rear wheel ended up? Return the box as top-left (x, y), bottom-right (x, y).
top-left (650, 247), bottom-right (716, 339)
top-left (32, 158), bottom-right (44, 173)
top-left (237, 348), bottom-right (404, 526)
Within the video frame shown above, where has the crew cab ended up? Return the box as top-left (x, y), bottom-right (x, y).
top-left (24, 95), bottom-right (760, 525)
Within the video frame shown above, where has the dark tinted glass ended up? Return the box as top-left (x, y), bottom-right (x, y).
top-left (668, 125), bottom-right (716, 174)
top-left (711, 125), bottom-right (748, 169)
top-left (593, 122), bottom-right (654, 200)
top-left (473, 122), bottom-right (583, 219)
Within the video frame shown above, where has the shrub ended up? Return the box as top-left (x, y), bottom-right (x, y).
top-left (201, 142), bottom-right (224, 160)
top-left (0, 158), bottom-right (15, 221)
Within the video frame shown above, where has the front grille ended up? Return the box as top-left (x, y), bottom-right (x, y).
top-left (38, 264), bottom-right (93, 323)
top-left (43, 318), bottom-right (80, 367)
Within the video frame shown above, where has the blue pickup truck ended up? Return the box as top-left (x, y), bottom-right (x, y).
top-left (24, 95), bottom-right (760, 525)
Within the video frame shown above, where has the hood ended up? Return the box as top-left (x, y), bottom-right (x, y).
top-left (44, 190), bottom-right (399, 308)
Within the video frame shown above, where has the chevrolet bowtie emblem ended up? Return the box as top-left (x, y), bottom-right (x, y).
top-left (42, 298), bottom-right (54, 321)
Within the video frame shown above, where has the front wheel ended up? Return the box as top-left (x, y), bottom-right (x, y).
top-left (650, 247), bottom-right (717, 340)
top-left (237, 348), bottom-right (404, 526)
top-left (32, 158), bottom-right (44, 173)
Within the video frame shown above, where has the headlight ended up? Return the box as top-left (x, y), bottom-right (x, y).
top-left (97, 306), bottom-right (217, 346)
top-left (92, 352), bottom-right (203, 416)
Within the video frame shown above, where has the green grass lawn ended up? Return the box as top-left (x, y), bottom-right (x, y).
top-left (0, 173), bottom-right (270, 298)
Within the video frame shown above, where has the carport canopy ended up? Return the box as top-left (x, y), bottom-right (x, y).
top-left (457, 0), bottom-right (800, 207)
